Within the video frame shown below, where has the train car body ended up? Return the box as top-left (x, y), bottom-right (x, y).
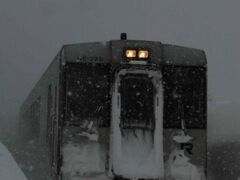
top-left (19, 36), bottom-right (207, 180)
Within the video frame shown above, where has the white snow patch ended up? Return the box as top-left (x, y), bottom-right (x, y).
top-left (77, 132), bottom-right (98, 141)
top-left (173, 134), bottom-right (193, 143)
top-left (165, 149), bottom-right (203, 180)
top-left (62, 142), bottom-right (106, 179)
top-left (113, 130), bottom-right (162, 178)
top-left (0, 142), bottom-right (28, 180)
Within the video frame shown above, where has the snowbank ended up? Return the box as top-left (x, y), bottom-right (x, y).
top-left (165, 149), bottom-right (204, 180)
top-left (0, 142), bottom-right (28, 180)
top-left (61, 125), bottom-right (107, 180)
top-left (62, 142), bottom-right (105, 177)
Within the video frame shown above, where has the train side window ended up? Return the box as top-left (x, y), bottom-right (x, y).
top-left (47, 84), bottom-right (53, 142)
top-left (54, 86), bottom-right (57, 115)
top-left (36, 96), bottom-right (41, 137)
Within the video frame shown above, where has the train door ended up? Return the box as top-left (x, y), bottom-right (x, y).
top-left (109, 68), bottom-right (164, 179)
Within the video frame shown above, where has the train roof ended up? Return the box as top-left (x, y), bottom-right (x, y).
top-left (163, 44), bottom-right (207, 66)
top-left (62, 40), bottom-right (207, 66)
top-left (63, 42), bottom-right (109, 62)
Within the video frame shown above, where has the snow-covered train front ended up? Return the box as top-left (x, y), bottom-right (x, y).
top-left (19, 34), bottom-right (207, 180)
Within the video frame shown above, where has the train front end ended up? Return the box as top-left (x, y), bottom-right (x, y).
top-left (60, 38), bottom-right (207, 180)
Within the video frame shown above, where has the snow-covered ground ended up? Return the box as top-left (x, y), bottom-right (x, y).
top-left (0, 142), bottom-right (28, 180)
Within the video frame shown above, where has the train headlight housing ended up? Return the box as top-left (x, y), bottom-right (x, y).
top-left (125, 50), bottom-right (137, 58)
top-left (138, 50), bottom-right (149, 59)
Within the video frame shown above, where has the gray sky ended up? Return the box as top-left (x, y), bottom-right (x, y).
top-left (0, 0), bottom-right (240, 142)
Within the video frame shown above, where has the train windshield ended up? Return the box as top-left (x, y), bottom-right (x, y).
top-left (120, 74), bottom-right (155, 130)
top-left (65, 63), bottom-right (110, 126)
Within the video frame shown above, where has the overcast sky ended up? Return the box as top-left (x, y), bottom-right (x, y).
top-left (0, 0), bottom-right (240, 142)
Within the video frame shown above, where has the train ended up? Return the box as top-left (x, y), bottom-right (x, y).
top-left (19, 33), bottom-right (207, 180)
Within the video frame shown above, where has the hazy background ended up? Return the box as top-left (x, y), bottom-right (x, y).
top-left (0, 0), bottom-right (240, 143)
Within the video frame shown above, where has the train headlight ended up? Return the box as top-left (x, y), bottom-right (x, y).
top-left (125, 50), bottom-right (137, 58)
top-left (138, 50), bottom-right (149, 59)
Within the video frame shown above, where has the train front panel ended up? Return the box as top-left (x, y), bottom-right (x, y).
top-left (59, 39), bottom-right (207, 180)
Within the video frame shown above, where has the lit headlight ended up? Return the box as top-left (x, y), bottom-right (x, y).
top-left (138, 50), bottom-right (149, 59)
top-left (125, 50), bottom-right (137, 58)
